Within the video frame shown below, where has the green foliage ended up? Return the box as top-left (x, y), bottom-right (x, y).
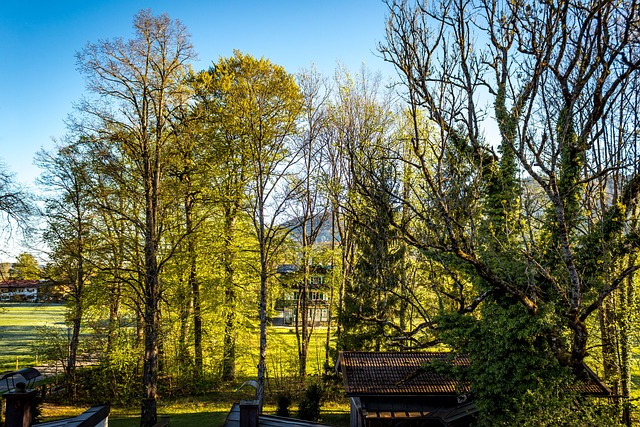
top-left (79, 336), bottom-right (141, 405)
top-left (275, 391), bottom-right (292, 417)
top-left (297, 381), bottom-right (324, 422)
top-left (504, 393), bottom-right (623, 427)
top-left (9, 252), bottom-right (41, 280)
top-left (34, 325), bottom-right (72, 368)
top-left (436, 299), bottom-right (621, 426)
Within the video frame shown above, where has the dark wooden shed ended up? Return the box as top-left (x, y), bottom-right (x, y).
top-left (337, 351), bottom-right (611, 427)
top-left (337, 352), bottom-right (476, 427)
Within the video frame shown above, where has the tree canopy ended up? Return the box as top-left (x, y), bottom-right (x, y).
top-left (19, 3), bottom-right (640, 426)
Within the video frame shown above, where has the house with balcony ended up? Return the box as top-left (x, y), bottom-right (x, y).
top-left (277, 264), bottom-right (332, 326)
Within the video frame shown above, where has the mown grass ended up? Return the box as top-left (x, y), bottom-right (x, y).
top-left (0, 303), bottom-right (67, 370)
top-left (40, 400), bottom-right (232, 427)
top-left (41, 396), bottom-right (350, 427)
top-left (2, 304), bottom-right (348, 426)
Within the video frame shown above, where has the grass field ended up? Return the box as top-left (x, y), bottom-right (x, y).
top-left (41, 397), bottom-right (350, 427)
top-left (0, 303), bottom-right (67, 370)
top-left (1, 303), bottom-right (349, 426)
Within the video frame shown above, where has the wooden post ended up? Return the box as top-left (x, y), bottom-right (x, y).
top-left (3, 383), bottom-right (37, 427)
top-left (239, 400), bottom-right (259, 427)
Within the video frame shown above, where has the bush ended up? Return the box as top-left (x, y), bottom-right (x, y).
top-left (297, 381), bottom-right (324, 422)
top-left (276, 392), bottom-right (292, 417)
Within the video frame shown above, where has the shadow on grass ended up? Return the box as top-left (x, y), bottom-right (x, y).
top-left (109, 410), bottom-right (349, 427)
top-left (110, 411), bottom-right (230, 427)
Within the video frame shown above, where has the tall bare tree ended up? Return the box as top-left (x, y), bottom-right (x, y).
top-left (76, 10), bottom-right (194, 426)
top-left (0, 163), bottom-right (32, 252)
top-left (292, 66), bottom-right (332, 378)
top-left (380, 0), bottom-right (640, 422)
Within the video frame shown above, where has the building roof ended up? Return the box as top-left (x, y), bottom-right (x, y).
top-left (276, 264), bottom-right (332, 275)
top-left (337, 351), bottom-right (612, 398)
top-left (568, 364), bottom-right (613, 396)
top-left (337, 351), bottom-right (470, 396)
top-left (0, 280), bottom-right (42, 288)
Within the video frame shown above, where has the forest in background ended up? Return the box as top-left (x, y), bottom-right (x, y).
top-left (1, 0), bottom-right (640, 426)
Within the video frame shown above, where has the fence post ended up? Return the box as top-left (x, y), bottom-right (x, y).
top-left (239, 400), bottom-right (259, 427)
top-left (3, 382), bottom-right (37, 427)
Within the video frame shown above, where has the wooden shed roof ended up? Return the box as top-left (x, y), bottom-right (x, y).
top-left (337, 351), bottom-right (470, 396)
top-left (337, 351), bottom-right (611, 398)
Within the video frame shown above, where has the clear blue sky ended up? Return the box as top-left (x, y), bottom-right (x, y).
top-left (0, 0), bottom-right (395, 260)
top-left (0, 0), bottom-right (395, 189)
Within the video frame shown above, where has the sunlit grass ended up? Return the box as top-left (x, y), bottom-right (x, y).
top-left (3, 303), bottom-right (348, 426)
top-left (0, 303), bottom-right (67, 370)
top-left (40, 393), bottom-right (350, 427)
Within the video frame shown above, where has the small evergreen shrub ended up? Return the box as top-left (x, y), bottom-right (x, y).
top-left (297, 381), bottom-right (324, 422)
top-left (276, 392), bottom-right (292, 417)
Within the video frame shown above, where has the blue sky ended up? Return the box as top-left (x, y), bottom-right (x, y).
top-left (0, 0), bottom-right (395, 189)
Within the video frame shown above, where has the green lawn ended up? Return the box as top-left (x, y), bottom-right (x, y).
top-left (0, 303), bottom-right (67, 370)
top-left (41, 402), bottom-right (232, 427)
top-left (1, 304), bottom-right (348, 426)
top-left (41, 394), bottom-right (350, 427)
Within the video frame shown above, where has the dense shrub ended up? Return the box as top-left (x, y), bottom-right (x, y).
top-left (297, 381), bottom-right (324, 422)
top-left (276, 391), bottom-right (292, 417)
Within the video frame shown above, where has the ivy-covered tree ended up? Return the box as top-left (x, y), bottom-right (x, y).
top-left (379, 0), bottom-right (640, 424)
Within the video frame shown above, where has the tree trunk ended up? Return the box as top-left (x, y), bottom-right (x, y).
top-left (620, 263), bottom-right (635, 427)
top-left (177, 280), bottom-right (192, 369)
top-left (184, 188), bottom-right (202, 377)
top-left (598, 297), bottom-right (619, 397)
top-left (107, 282), bottom-right (121, 355)
top-left (141, 167), bottom-right (160, 427)
top-left (257, 260), bottom-right (268, 412)
top-left (67, 264), bottom-right (83, 399)
top-left (141, 267), bottom-right (159, 427)
top-left (222, 205), bottom-right (238, 381)
top-left (191, 258), bottom-right (202, 377)
top-left (324, 212), bottom-right (336, 373)
top-left (257, 200), bottom-right (268, 412)
top-left (297, 242), bottom-right (310, 378)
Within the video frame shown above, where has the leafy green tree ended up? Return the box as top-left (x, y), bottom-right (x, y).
top-left (76, 10), bottom-right (195, 426)
top-left (161, 95), bottom-right (218, 381)
top-left (205, 50), bottom-right (303, 409)
top-left (10, 252), bottom-right (41, 280)
top-left (190, 62), bottom-right (255, 382)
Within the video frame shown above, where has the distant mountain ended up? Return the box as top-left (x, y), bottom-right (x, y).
top-left (281, 211), bottom-right (338, 244)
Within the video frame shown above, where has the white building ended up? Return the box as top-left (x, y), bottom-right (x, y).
top-left (0, 280), bottom-right (41, 302)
